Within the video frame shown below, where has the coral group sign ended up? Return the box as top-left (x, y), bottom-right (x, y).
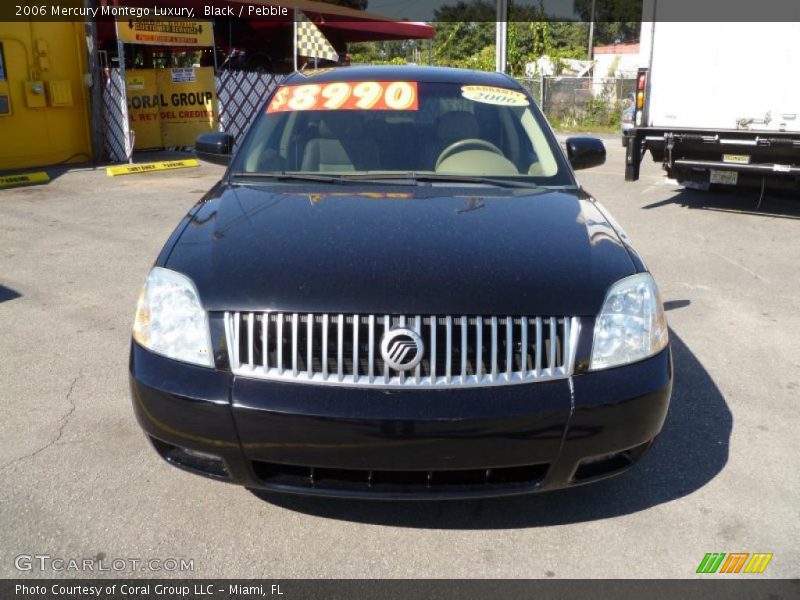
top-left (126, 67), bottom-right (216, 148)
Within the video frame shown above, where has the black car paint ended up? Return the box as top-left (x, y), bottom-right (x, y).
top-left (163, 185), bottom-right (637, 317)
top-left (131, 66), bottom-right (672, 498)
top-left (130, 341), bottom-right (671, 499)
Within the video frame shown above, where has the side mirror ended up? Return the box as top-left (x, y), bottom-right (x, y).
top-left (565, 136), bottom-right (606, 170)
top-left (196, 132), bottom-right (234, 166)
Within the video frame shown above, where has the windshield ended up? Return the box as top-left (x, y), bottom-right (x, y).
top-left (232, 80), bottom-right (573, 186)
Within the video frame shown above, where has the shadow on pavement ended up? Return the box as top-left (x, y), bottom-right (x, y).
top-left (0, 150), bottom-right (199, 189)
top-left (0, 284), bottom-right (22, 304)
top-left (253, 330), bottom-right (731, 528)
top-left (642, 186), bottom-right (800, 220)
top-left (664, 299), bottom-right (691, 312)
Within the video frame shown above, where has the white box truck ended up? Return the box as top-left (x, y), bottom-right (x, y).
top-left (624, 15), bottom-right (800, 191)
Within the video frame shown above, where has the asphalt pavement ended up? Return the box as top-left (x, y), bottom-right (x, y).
top-left (0, 140), bottom-right (798, 578)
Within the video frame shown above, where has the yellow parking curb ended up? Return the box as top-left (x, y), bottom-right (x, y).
top-left (106, 159), bottom-right (200, 177)
top-left (0, 171), bottom-right (51, 188)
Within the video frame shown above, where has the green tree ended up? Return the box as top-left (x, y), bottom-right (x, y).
top-left (318, 0), bottom-right (369, 9)
top-left (347, 0), bottom-right (640, 72)
top-left (574, 0), bottom-right (641, 45)
top-left (348, 39), bottom-right (425, 64)
top-left (548, 21), bottom-right (589, 57)
top-left (434, 0), bottom-right (495, 22)
top-left (431, 0), bottom-right (603, 72)
top-left (433, 21), bottom-right (495, 64)
top-left (574, 0), bottom-right (641, 23)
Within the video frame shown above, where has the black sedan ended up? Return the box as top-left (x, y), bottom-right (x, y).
top-left (130, 66), bottom-right (672, 499)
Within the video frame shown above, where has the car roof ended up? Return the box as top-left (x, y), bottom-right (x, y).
top-left (285, 65), bottom-right (523, 89)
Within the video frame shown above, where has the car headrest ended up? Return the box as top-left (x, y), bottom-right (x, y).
top-left (437, 111), bottom-right (480, 144)
top-left (319, 113), bottom-right (365, 140)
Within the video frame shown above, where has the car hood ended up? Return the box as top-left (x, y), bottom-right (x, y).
top-left (164, 183), bottom-right (637, 316)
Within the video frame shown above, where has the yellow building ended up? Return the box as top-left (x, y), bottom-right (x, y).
top-left (0, 19), bottom-right (92, 170)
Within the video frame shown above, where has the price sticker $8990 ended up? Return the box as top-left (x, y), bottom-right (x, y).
top-left (267, 81), bottom-right (419, 113)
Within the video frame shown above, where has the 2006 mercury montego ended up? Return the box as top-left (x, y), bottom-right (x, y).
top-left (129, 66), bottom-right (672, 499)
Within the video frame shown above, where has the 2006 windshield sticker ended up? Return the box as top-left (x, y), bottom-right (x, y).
top-left (267, 81), bottom-right (419, 113)
top-left (461, 85), bottom-right (529, 107)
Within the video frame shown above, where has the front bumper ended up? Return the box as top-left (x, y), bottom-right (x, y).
top-left (130, 342), bottom-right (672, 499)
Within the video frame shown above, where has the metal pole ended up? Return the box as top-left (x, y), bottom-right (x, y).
top-left (210, 21), bottom-right (220, 134)
top-left (495, 0), bottom-right (508, 73)
top-left (541, 75), bottom-right (547, 114)
top-left (211, 20), bottom-right (218, 73)
top-left (587, 0), bottom-right (596, 60)
top-left (113, 18), bottom-right (132, 163)
top-left (84, 0), bottom-right (103, 164)
top-left (293, 9), bottom-right (299, 72)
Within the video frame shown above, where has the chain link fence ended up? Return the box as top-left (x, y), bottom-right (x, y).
top-left (216, 70), bottom-right (286, 149)
top-left (518, 76), bottom-right (635, 130)
top-left (99, 68), bottom-right (286, 161)
top-left (100, 68), bottom-right (132, 163)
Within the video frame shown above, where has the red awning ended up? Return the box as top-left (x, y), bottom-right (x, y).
top-left (313, 20), bottom-right (434, 42)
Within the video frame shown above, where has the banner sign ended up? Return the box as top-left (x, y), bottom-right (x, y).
top-left (116, 19), bottom-right (214, 47)
top-left (126, 67), bottom-right (216, 148)
top-left (461, 85), bottom-right (530, 107)
top-left (171, 67), bottom-right (196, 83)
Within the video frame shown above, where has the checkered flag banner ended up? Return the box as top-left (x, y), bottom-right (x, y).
top-left (296, 11), bottom-right (339, 62)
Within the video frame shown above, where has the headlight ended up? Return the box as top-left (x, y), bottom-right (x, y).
top-left (133, 267), bottom-right (214, 367)
top-left (590, 273), bottom-right (668, 370)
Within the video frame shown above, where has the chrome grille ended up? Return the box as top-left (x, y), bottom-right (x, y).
top-left (224, 312), bottom-right (580, 388)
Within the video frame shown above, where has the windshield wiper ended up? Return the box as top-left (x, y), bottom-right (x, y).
top-left (230, 172), bottom-right (348, 184)
top-left (229, 172), bottom-right (419, 186)
top-left (230, 171), bottom-right (540, 189)
top-left (341, 173), bottom-right (540, 189)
